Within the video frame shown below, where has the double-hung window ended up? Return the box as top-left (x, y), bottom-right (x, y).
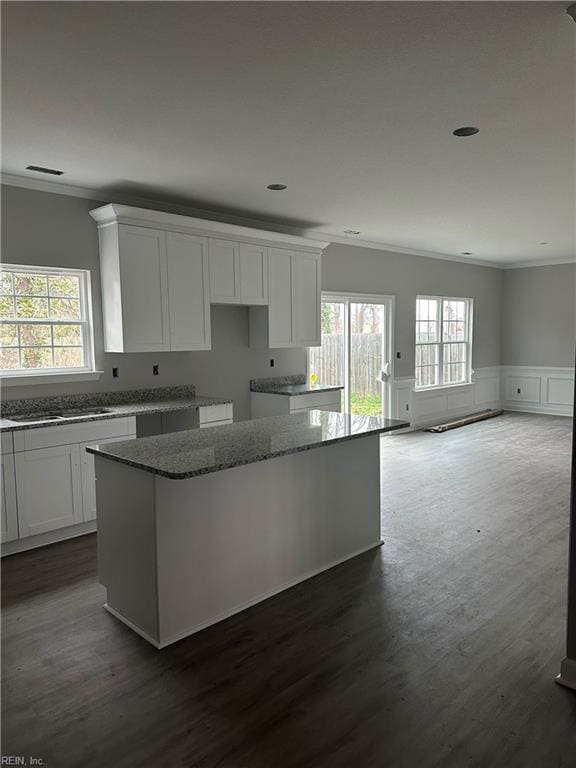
top-left (0, 264), bottom-right (95, 378)
top-left (415, 296), bottom-right (473, 389)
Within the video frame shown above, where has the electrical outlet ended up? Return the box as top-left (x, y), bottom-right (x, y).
top-left (270, 359), bottom-right (275, 367)
top-left (405, 403), bottom-right (409, 411)
top-left (153, 365), bottom-right (159, 376)
top-left (112, 367), bottom-right (119, 378)
top-left (517, 388), bottom-right (521, 394)
top-left (396, 351), bottom-right (401, 359)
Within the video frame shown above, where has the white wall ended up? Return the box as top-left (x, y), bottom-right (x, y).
top-left (0, 185), bottom-right (305, 420)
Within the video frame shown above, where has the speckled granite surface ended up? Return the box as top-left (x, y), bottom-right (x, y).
top-left (250, 374), bottom-right (344, 396)
top-left (87, 410), bottom-right (409, 480)
top-left (0, 386), bottom-right (232, 432)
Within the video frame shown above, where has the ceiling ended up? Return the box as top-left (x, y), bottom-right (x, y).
top-left (1, 1), bottom-right (575, 267)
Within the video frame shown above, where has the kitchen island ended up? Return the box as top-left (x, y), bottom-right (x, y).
top-left (88, 410), bottom-right (408, 648)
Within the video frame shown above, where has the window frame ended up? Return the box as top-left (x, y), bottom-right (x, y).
top-left (415, 295), bottom-right (473, 390)
top-left (0, 263), bottom-right (97, 381)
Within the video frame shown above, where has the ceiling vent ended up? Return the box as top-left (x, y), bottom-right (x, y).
top-left (26, 165), bottom-right (64, 176)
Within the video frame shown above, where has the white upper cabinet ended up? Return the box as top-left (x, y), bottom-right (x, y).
top-left (292, 251), bottom-right (321, 347)
top-left (167, 232), bottom-right (211, 351)
top-left (239, 243), bottom-right (268, 305)
top-left (268, 248), bottom-right (294, 347)
top-left (209, 239), bottom-right (240, 304)
top-left (91, 204), bottom-right (327, 352)
top-left (209, 240), bottom-right (268, 306)
top-left (250, 249), bottom-right (321, 348)
top-left (95, 219), bottom-right (211, 352)
top-left (117, 225), bottom-right (171, 352)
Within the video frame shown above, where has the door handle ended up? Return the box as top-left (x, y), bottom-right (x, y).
top-left (378, 362), bottom-right (391, 382)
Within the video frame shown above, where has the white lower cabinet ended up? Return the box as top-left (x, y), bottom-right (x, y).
top-left (251, 390), bottom-right (342, 419)
top-left (15, 444), bottom-right (84, 538)
top-left (1, 444), bottom-right (19, 543)
top-left (2, 406), bottom-right (235, 553)
top-left (5, 417), bottom-right (137, 548)
top-left (198, 403), bottom-right (234, 427)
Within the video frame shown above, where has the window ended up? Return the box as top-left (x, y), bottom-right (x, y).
top-left (0, 265), bottom-right (95, 377)
top-left (415, 296), bottom-right (472, 389)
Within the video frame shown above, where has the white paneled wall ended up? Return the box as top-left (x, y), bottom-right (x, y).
top-left (392, 365), bottom-right (573, 429)
top-left (501, 366), bottom-right (574, 416)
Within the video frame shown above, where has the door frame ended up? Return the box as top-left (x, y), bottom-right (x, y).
top-left (310, 292), bottom-right (395, 419)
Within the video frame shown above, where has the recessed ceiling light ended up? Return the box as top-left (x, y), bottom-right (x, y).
top-left (453, 127), bottom-right (480, 137)
top-left (461, 251), bottom-right (473, 255)
top-left (267, 183), bottom-right (287, 191)
top-left (26, 165), bottom-right (64, 176)
top-left (344, 229), bottom-right (361, 235)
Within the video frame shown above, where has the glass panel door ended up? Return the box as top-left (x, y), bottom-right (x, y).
top-left (309, 295), bottom-right (392, 418)
top-left (308, 300), bottom-right (345, 391)
top-left (350, 302), bottom-right (386, 416)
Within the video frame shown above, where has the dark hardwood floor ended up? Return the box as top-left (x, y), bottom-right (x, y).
top-left (2, 412), bottom-right (575, 768)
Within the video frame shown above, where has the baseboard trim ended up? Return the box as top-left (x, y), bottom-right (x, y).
top-left (1, 520), bottom-right (97, 557)
top-left (503, 404), bottom-right (574, 418)
top-left (104, 604), bottom-right (161, 648)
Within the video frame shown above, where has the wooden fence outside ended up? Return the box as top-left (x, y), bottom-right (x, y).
top-left (309, 333), bottom-right (383, 395)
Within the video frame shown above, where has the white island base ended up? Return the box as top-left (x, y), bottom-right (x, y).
top-left (96, 434), bottom-right (381, 648)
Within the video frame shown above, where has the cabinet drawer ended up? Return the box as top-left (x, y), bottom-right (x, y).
top-left (198, 404), bottom-right (233, 425)
top-left (289, 391), bottom-right (342, 412)
top-left (1, 433), bottom-right (14, 455)
top-left (13, 417), bottom-right (137, 452)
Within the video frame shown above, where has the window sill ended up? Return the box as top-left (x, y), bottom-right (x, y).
top-left (415, 382), bottom-right (473, 393)
top-left (0, 371), bottom-right (104, 387)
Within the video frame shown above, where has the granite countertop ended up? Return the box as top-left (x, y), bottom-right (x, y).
top-left (0, 386), bottom-right (232, 433)
top-left (250, 374), bottom-right (344, 397)
top-left (87, 410), bottom-right (409, 480)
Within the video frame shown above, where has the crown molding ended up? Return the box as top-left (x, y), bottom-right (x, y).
top-left (1, 171), bottom-right (558, 271)
top-left (89, 203), bottom-right (330, 251)
top-left (501, 257), bottom-right (576, 269)
top-left (316, 232), bottom-right (502, 268)
top-left (1, 172), bottom-right (103, 201)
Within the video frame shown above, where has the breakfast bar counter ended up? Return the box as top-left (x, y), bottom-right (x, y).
top-left (88, 410), bottom-right (408, 648)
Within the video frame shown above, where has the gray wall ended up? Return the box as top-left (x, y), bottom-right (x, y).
top-left (8, 185), bottom-right (560, 416)
top-left (501, 263), bottom-right (576, 367)
top-left (0, 186), bottom-right (305, 420)
top-left (321, 242), bottom-right (503, 378)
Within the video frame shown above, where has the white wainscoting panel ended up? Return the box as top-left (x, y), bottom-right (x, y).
top-left (501, 366), bottom-right (574, 416)
top-left (391, 367), bottom-right (501, 429)
top-left (392, 378), bottom-right (414, 422)
top-left (474, 367), bottom-right (501, 406)
top-left (504, 375), bottom-right (541, 404)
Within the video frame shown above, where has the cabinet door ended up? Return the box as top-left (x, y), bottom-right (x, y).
top-left (118, 225), bottom-right (170, 351)
top-left (292, 251), bottom-right (321, 347)
top-left (80, 435), bottom-right (136, 522)
top-left (1, 452), bottom-right (19, 543)
top-left (239, 244), bottom-right (268, 305)
top-left (268, 248), bottom-right (294, 347)
top-left (209, 239), bottom-right (240, 303)
top-left (166, 232), bottom-right (211, 350)
top-left (15, 445), bottom-right (83, 538)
